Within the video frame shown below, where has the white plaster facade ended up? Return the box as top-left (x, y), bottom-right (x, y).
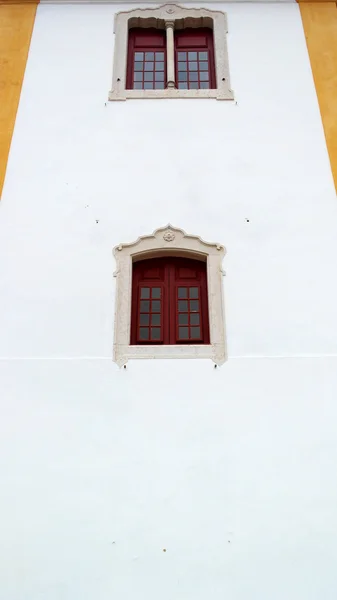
top-left (1, 2), bottom-right (337, 600)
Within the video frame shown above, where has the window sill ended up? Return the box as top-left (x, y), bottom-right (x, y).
top-left (114, 343), bottom-right (226, 366)
top-left (108, 88), bottom-right (234, 101)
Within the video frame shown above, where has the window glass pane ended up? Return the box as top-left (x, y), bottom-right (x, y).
top-left (144, 72), bottom-right (153, 82)
top-left (144, 82), bottom-right (154, 89)
top-left (191, 327), bottom-right (201, 338)
top-left (190, 313), bottom-right (200, 326)
top-left (155, 82), bottom-right (165, 89)
top-left (140, 314), bottom-right (150, 325)
top-left (140, 300), bottom-right (150, 312)
top-left (134, 62), bottom-right (143, 71)
top-left (178, 52), bottom-right (187, 60)
top-left (144, 62), bottom-right (154, 71)
top-left (179, 327), bottom-right (189, 339)
top-left (199, 61), bottom-right (209, 71)
top-left (200, 82), bottom-right (209, 89)
top-left (178, 82), bottom-right (188, 89)
top-left (188, 52), bottom-right (197, 60)
top-left (156, 52), bottom-right (164, 61)
top-left (155, 62), bottom-right (164, 71)
top-left (145, 52), bottom-right (154, 60)
top-left (151, 328), bottom-right (160, 340)
top-left (189, 72), bottom-right (198, 82)
top-left (178, 300), bottom-right (188, 312)
top-left (190, 300), bottom-right (199, 311)
top-left (152, 300), bottom-right (161, 312)
top-left (133, 82), bottom-right (143, 90)
top-left (139, 327), bottom-right (149, 340)
top-left (189, 287), bottom-right (198, 298)
top-left (151, 288), bottom-right (161, 298)
top-left (178, 62), bottom-right (187, 71)
top-left (134, 72), bottom-right (143, 82)
top-left (141, 287), bottom-right (150, 299)
top-left (189, 62), bottom-right (198, 71)
top-left (134, 52), bottom-right (143, 61)
top-left (155, 72), bottom-right (164, 82)
top-left (198, 51), bottom-right (208, 60)
top-left (151, 314), bottom-right (161, 325)
top-left (178, 314), bottom-right (188, 325)
top-left (200, 72), bottom-right (209, 81)
top-left (178, 287), bottom-right (187, 298)
top-left (178, 72), bottom-right (187, 82)
top-left (189, 82), bottom-right (198, 89)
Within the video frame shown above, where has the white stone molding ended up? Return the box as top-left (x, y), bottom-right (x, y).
top-left (109, 4), bottom-right (234, 101)
top-left (113, 224), bottom-right (227, 367)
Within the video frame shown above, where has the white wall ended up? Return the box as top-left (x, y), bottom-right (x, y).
top-left (1, 3), bottom-right (337, 599)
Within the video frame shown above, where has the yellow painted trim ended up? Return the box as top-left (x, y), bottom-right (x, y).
top-left (0, 3), bottom-right (37, 199)
top-left (299, 2), bottom-right (337, 192)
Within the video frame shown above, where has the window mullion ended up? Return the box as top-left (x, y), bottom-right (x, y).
top-left (165, 20), bottom-right (175, 88)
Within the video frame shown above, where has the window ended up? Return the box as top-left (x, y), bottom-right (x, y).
top-left (109, 4), bottom-right (233, 101)
top-left (113, 225), bottom-right (227, 366)
top-left (131, 257), bottom-right (210, 344)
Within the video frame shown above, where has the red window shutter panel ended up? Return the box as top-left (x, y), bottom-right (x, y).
top-left (174, 28), bottom-right (216, 90)
top-left (127, 28), bottom-right (166, 90)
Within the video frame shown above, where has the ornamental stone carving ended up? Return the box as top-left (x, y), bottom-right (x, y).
top-left (163, 230), bottom-right (175, 242)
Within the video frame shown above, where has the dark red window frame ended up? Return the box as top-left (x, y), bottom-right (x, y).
top-left (131, 257), bottom-right (210, 345)
top-left (174, 28), bottom-right (216, 90)
top-left (126, 28), bottom-right (167, 90)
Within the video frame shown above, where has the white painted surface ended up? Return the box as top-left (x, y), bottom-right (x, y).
top-left (1, 3), bottom-right (337, 599)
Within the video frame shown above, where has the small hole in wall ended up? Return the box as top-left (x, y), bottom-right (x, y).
top-left (117, 78), bottom-right (121, 82)
top-left (245, 218), bottom-right (250, 223)
top-left (222, 78), bottom-right (225, 81)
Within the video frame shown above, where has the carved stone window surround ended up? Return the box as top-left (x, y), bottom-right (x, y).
top-left (109, 4), bottom-right (234, 101)
top-left (113, 225), bottom-right (227, 366)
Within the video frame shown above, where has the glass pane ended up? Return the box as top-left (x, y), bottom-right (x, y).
top-left (178, 52), bottom-right (187, 60)
top-left (178, 300), bottom-right (188, 312)
top-left (178, 314), bottom-right (188, 325)
top-left (144, 72), bottom-right (153, 82)
top-left (156, 52), bottom-right (164, 61)
top-left (178, 72), bottom-right (187, 82)
top-left (189, 287), bottom-right (198, 298)
top-left (140, 314), bottom-right (150, 325)
top-left (133, 82), bottom-right (143, 90)
top-left (151, 288), bottom-right (161, 298)
top-left (178, 62), bottom-right (187, 72)
top-left (152, 300), bottom-right (161, 312)
top-left (189, 61), bottom-right (198, 71)
top-left (189, 82), bottom-right (198, 89)
top-left (140, 300), bottom-right (150, 312)
top-left (200, 81), bottom-right (209, 89)
top-left (134, 62), bottom-right (143, 71)
top-left (134, 52), bottom-right (143, 60)
top-left (145, 52), bottom-right (154, 60)
top-left (178, 82), bottom-right (188, 89)
top-left (144, 82), bottom-right (154, 89)
top-left (199, 61), bottom-right (209, 71)
top-left (151, 328), bottom-right (160, 340)
top-left (200, 72), bottom-right (209, 81)
top-left (134, 72), bottom-right (143, 82)
top-left (178, 287), bottom-right (187, 298)
top-left (151, 314), bottom-right (161, 325)
top-left (155, 62), bottom-right (164, 71)
top-left (190, 313), bottom-right (200, 326)
top-left (144, 62), bottom-right (154, 71)
top-left (198, 52), bottom-right (208, 61)
top-left (189, 72), bottom-right (198, 82)
top-left (188, 52), bottom-right (197, 60)
top-left (155, 82), bottom-right (165, 89)
top-left (190, 300), bottom-right (199, 311)
top-left (140, 287), bottom-right (150, 299)
top-left (155, 72), bottom-right (164, 82)
top-left (179, 327), bottom-right (189, 339)
top-left (139, 327), bottom-right (149, 340)
top-left (191, 327), bottom-right (201, 338)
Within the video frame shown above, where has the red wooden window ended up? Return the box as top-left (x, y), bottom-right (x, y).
top-left (174, 28), bottom-right (216, 90)
top-left (126, 28), bottom-right (166, 90)
top-left (131, 257), bottom-right (210, 345)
